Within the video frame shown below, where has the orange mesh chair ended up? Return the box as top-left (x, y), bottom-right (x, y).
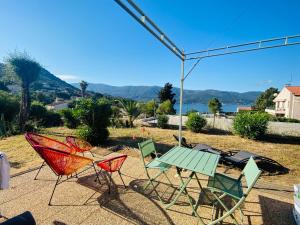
top-left (96, 154), bottom-right (127, 193)
top-left (32, 145), bottom-right (101, 205)
top-left (25, 132), bottom-right (76, 180)
top-left (66, 136), bottom-right (94, 157)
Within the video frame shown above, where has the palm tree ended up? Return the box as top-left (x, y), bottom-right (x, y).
top-left (6, 52), bottom-right (41, 132)
top-left (80, 80), bottom-right (88, 97)
top-left (118, 99), bottom-right (140, 127)
top-left (208, 98), bottom-right (222, 128)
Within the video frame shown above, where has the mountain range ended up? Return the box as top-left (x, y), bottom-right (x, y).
top-left (0, 61), bottom-right (261, 104)
top-left (72, 83), bottom-right (261, 105)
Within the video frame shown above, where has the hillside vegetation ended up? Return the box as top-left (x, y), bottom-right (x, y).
top-left (73, 82), bottom-right (261, 104)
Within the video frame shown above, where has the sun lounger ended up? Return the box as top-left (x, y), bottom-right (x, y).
top-left (173, 135), bottom-right (289, 175)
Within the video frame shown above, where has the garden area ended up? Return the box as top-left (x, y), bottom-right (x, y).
top-left (1, 53), bottom-right (300, 225)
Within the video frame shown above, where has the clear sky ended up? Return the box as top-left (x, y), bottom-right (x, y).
top-left (0, 0), bottom-right (299, 92)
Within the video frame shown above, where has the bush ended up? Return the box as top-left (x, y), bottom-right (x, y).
top-left (76, 98), bottom-right (111, 128)
top-left (0, 91), bottom-right (19, 122)
top-left (186, 112), bottom-right (207, 133)
top-left (30, 101), bottom-right (47, 121)
top-left (44, 111), bottom-right (62, 127)
top-left (157, 114), bottom-right (168, 129)
top-left (60, 108), bottom-right (80, 129)
top-left (141, 100), bottom-right (158, 117)
top-left (77, 125), bottom-right (109, 146)
top-left (156, 100), bottom-right (174, 115)
top-left (110, 105), bottom-right (124, 128)
top-left (186, 109), bottom-right (198, 116)
top-left (233, 111), bottom-right (270, 139)
top-left (75, 98), bottom-right (112, 145)
top-left (30, 101), bottom-right (62, 127)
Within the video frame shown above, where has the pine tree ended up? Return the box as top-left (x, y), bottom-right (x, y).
top-left (158, 82), bottom-right (176, 114)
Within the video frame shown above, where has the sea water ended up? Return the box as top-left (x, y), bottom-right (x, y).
top-left (174, 103), bottom-right (248, 114)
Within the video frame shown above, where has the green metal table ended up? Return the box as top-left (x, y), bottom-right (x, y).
top-left (158, 146), bottom-right (220, 224)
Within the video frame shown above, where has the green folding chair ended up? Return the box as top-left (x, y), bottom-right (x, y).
top-left (138, 139), bottom-right (174, 203)
top-left (206, 157), bottom-right (262, 225)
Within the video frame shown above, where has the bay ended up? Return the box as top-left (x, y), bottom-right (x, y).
top-left (174, 103), bottom-right (249, 113)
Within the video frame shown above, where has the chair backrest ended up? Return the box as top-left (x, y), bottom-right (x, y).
top-left (242, 157), bottom-right (262, 195)
top-left (66, 136), bottom-right (92, 153)
top-left (99, 155), bottom-right (127, 172)
top-left (138, 139), bottom-right (156, 158)
top-left (32, 145), bottom-right (92, 176)
top-left (25, 132), bottom-right (75, 154)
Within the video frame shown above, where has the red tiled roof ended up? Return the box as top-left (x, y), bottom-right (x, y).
top-left (286, 86), bottom-right (300, 96)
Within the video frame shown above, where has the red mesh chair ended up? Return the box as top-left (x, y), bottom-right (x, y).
top-left (96, 154), bottom-right (127, 193)
top-left (25, 132), bottom-right (77, 180)
top-left (32, 145), bottom-right (101, 205)
top-left (66, 136), bottom-right (94, 157)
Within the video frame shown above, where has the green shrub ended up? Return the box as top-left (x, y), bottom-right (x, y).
top-left (60, 108), bottom-right (80, 129)
top-left (0, 91), bottom-right (19, 122)
top-left (0, 91), bottom-right (19, 136)
top-left (75, 98), bottom-right (112, 144)
top-left (186, 109), bottom-right (198, 116)
top-left (157, 114), bottom-right (168, 129)
top-left (30, 101), bottom-right (47, 121)
top-left (186, 112), bottom-right (207, 133)
top-left (141, 100), bottom-right (158, 117)
top-left (156, 100), bottom-right (174, 115)
top-left (30, 101), bottom-right (62, 127)
top-left (77, 125), bottom-right (109, 146)
top-left (44, 111), bottom-right (62, 127)
top-left (76, 98), bottom-right (111, 128)
top-left (110, 105), bottom-right (124, 128)
top-left (233, 111), bottom-right (270, 139)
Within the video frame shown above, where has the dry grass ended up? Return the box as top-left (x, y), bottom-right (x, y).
top-left (1, 126), bottom-right (300, 186)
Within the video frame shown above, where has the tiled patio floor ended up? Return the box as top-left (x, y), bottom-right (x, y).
top-left (0, 153), bottom-right (295, 225)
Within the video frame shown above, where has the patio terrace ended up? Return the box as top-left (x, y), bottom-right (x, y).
top-left (0, 151), bottom-right (295, 225)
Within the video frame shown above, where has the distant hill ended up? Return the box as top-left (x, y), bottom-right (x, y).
top-left (0, 62), bottom-right (80, 97)
top-left (72, 83), bottom-right (261, 105)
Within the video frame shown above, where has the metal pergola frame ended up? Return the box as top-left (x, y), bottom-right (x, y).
top-left (114, 0), bottom-right (300, 146)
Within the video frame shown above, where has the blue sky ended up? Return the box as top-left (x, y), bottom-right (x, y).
top-left (0, 0), bottom-right (299, 92)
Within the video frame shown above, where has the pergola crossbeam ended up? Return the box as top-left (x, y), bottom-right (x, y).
top-left (186, 35), bottom-right (300, 60)
top-left (114, 0), bottom-right (184, 60)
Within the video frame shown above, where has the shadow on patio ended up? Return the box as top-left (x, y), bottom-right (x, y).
top-left (77, 173), bottom-right (176, 225)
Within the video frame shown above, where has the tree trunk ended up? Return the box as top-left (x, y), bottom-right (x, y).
top-left (19, 84), bottom-right (30, 132)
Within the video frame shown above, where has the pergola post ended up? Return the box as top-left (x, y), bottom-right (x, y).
top-left (178, 54), bottom-right (185, 147)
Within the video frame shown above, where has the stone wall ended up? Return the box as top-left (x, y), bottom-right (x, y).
top-left (163, 115), bottom-right (300, 136)
top-left (206, 117), bottom-right (300, 136)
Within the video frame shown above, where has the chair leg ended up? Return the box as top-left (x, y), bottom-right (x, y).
top-left (108, 172), bottom-right (112, 194)
top-left (144, 170), bottom-right (164, 191)
top-left (210, 192), bottom-right (240, 225)
top-left (117, 170), bottom-right (126, 188)
top-left (49, 176), bottom-right (61, 206)
top-left (34, 161), bottom-right (45, 180)
top-left (92, 163), bottom-right (101, 185)
top-left (163, 171), bottom-right (174, 187)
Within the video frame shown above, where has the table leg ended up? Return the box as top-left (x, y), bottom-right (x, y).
top-left (193, 173), bottom-right (211, 211)
top-left (164, 168), bottom-right (206, 225)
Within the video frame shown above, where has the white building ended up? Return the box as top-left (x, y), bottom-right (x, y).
top-left (273, 86), bottom-right (300, 119)
top-left (46, 99), bottom-right (71, 111)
